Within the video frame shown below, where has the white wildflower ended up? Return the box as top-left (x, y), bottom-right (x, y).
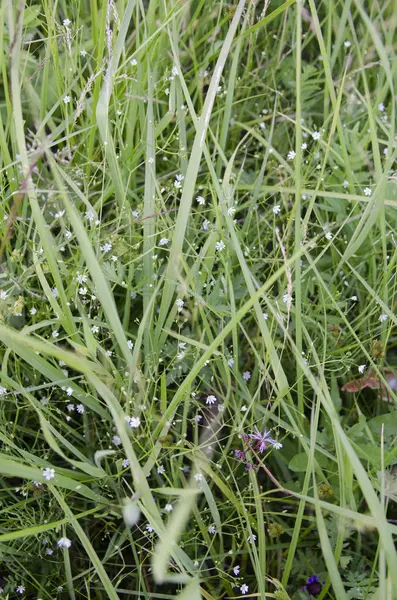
top-left (42, 467), bottom-right (55, 481)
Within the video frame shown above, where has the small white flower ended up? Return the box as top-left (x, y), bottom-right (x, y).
top-left (262, 312), bottom-right (268, 320)
top-left (65, 386), bottom-right (73, 396)
top-left (52, 330), bottom-right (59, 339)
top-left (358, 365), bottom-right (366, 374)
top-left (146, 524), bottom-right (154, 533)
top-left (0, 386), bottom-right (7, 396)
top-left (52, 287), bottom-right (59, 297)
top-left (0, 290), bottom-right (7, 300)
top-left (350, 296), bottom-right (358, 301)
top-left (247, 534), bottom-right (256, 543)
top-left (112, 435), bottom-right (122, 446)
top-left (206, 395), bottom-right (217, 405)
top-left (241, 405), bottom-right (247, 412)
top-left (325, 231), bottom-right (332, 241)
top-left (76, 404), bottom-right (85, 414)
top-left (312, 131), bottom-right (321, 141)
top-left (63, 95), bottom-right (71, 104)
top-left (30, 307), bottom-right (37, 315)
top-left (57, 537), bottom-right (72, 549)
top-left (174, 174), bottom-right (184, 189)
top-left (208, 524), bottom-right (216, 534)
top-left (301, 142), bottom-right (307, 150)
top-left (130, 58), bottom-right (137, 66)
top-left (63, 18), bottom-right (71, 26)
top-left (85, 210), bottom-right (95, 222)
top-left (233, 565), bottom-right (240, 575)
top-left (80, 49), bottom-right (87, 57)
top-left (378, 102), bottom-right (385, 112)
top-left (243, 371), bottom-right (251, 381)
top-left (128, 416), bottom-right (140, 428)
top-left (283, 293), bottom-right (293, 304)
top-left (215, 240), bottom-right (226, 252)
top-left (343, 180), bottom-right (349, 189)
top-left (157, 465), bottom-right (165, 475)
top-left (46, 548), bottom-right (54, 555)
top-left (240, 584), bottom-right (249, 594)
top-left (122, 458), bottom-right (130, 468)
top-left (16, 586), bottom-right (25, 594)
top-left (127, 340), bottom-right (134, 349)
top-left (287, 150), bottom-right (296, 160)
top-left (159, 238), bottom-right (169, 246)
top-left (196, 195), bottom-right (205, 205)
top-left (101, 242), bottom-right (112, 253)
top-left (227, 358), bottom-right (234, 367)
top-left (272, 204), bottom-right (281, 215)
top-left (175, 298), bottom-right (184, 312)
top-left (42, 467), bottom-right (55, 481)
top-left (66, 403), bottom-right (75, 412)
top-left (76, 273), bottom-right (87, 284)
top-left (379, 314), bottom-right (388, 322)
top-left (273, 442), bottom-right (283, 450)
top-left (363, 187), bottom-right (372, 197)
top-left (344, 40), bottom-right (351, 47)
top-left (164, 503), bottom-right (173, 513)
top-left (202, 219), bottom-right (210, 231)
top-left (227, 206), bottom-right (236, 217)
top-left (194, 473), bottom-right (203, 482)
top-left (92, 325), bottom-right (99, 333)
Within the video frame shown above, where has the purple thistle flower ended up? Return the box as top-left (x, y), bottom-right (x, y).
top-left (248, 427), bottom-right (277, 453)
top-left (302, 574), bottom-right (324, 598)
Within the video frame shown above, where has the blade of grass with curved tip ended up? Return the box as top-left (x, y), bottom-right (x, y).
top-left (155, 0), bottom-right (246, 340)
top-left (0, 456), bottom-right (107, 503)
top-left (174, 579), bottom-right (202, 600)
top-left (152, 493), bottom-right (197, 584)
top-left (0, 507), bottom-right (98, 543)
top-left (241, 0), bottom-right (296, 38)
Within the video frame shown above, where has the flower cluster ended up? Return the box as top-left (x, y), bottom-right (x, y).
top-left (234, 427), bottom-right (283, 470)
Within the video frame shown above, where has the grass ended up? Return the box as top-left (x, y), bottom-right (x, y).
top-left (0, 0), bottom-right (396, 598)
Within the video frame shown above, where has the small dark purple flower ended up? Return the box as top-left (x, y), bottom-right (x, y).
top-left (234, 449), bottom-right (246, 462)
top-left (248, 426), bottom-right (277, 453)
top-left (245, 462), bottom-right (255, 471)
top-left (302, 574), bottom-right (323, 598)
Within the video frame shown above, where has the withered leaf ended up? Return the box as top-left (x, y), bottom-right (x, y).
top-left (341, 368), bottom-right (397, 402)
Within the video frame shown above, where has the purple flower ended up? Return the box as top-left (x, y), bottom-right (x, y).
top-left (234, 449), bottom-right (246, 462)
top-left (248, 427), bottom-right (277, 453)
top-left (245, 462), bottom-right (257, 471)
top-left (302, 575), bottom-right (324, 598)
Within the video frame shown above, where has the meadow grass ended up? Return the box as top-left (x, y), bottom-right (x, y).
top-left (0, 0), bottom-right (396, 598)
